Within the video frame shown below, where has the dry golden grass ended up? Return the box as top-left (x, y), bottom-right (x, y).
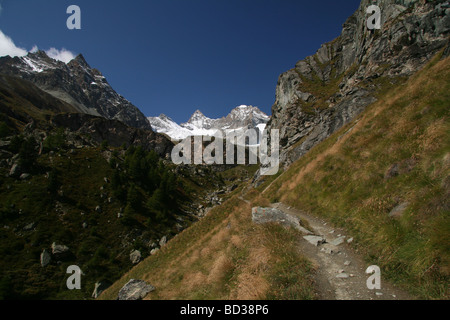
top-left (100, 186), bottom-right (316, 300)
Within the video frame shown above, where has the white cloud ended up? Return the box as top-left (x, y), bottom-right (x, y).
top-left (0, 29), bottom-right (76, 63)
top-left (0, 30), bottom-right (27, 57)
top-left (46, 47), bottom-right (76, 64)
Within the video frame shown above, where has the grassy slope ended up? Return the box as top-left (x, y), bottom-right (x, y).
top-left (100, 192), bottom-right (316, 300)
top-left (265, 53), bottom-right (450, 299)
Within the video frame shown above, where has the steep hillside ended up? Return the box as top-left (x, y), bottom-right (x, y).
top-left (0, 62), bottom-right (245, 299)
top-left (101, 52), bottom-right (449, 301)
top-left (267, 0), bottom-right (449, 167)
top-left (100, 191), bottom-right (316, 300)
top-left (0, 126), bottom-right (235, 299)
top-left (265, 53), bottom-right (450, 299)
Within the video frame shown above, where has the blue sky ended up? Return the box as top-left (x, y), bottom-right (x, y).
top-left (0, 0), bottom-right (361, 123)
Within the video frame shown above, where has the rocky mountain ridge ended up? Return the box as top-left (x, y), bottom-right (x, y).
top-left (0, 51), bottom-right (152, 130)
top-left (148, 105), bottom-right (269, 141)
top-left (267, 0), bottom-right (450, 166)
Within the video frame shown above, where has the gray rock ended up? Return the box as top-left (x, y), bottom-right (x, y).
top-left (303, 235), bottom-right (326, 246)
top-left (95, 205), bottom-right (102, 213)
top-left (130, 250), bottom-right (142, 264)
top-left (320, 243), bottom-right (340, 254)
top-left (40, 249), bottom-right (51, 267)
top-left (252, 207), bottom-right (312, 234)
top-left (389, 202), bottom-right (409, 219)
top-left (336, 273), bottom-right (349, 279)
top-left (159, 236), bottom-right (167, 247)
top-left (117, 279), bottom-right (155, 300)
top-left (150, 248), bottom-right (159, 255)
top-left (9, 163), bottom-right (21, 177)
top-left (20, 173), bottom-right (31, 180)
top-left (330, 236), bottom-right (346, 246)
top-left (51, 242), bottom-right (69, 255)
top-left (149, 242), bottom-right (158, 249)
top-left (23, 222), bottom-right (35, 231)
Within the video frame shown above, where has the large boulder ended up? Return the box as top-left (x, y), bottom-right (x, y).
top-left (252, 207), bottom-right (312, 235)
top-left (117, 279), bottom-right (155, 300)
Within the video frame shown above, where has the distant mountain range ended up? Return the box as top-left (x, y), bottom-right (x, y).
top-left (0, 51), bottom-right (271, 143)
top-left (148, 105), bottom-right (270, 141)
top-left (0, 51), bottom-right (152, 130)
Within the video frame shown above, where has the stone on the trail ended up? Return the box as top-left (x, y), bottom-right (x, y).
top-left (117, 279), bottom-right (155, 300)
top-left (376, 292), bottom-right (383, 296)
top-left (320, 243), bottom-right (340, 255)
top-left (344, 261), bottom-right (351, 266)
top-left (336, 273), bottom-right (349, 279)
top-left (252, 207), bottom-right (313, 234)
top-left (303, 235), bottom-right (326, 246)
top-left (347, 237), bottom-right (354, 244)
top-left (330, 236), bottom-right (346, 246)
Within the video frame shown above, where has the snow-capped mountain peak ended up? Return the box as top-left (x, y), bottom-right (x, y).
top-left (148, 105), bottom-right (270, 141)
top-left (184, 109), bottom-right (214, 130)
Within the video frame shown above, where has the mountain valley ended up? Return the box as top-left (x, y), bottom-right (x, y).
top-left (0, 0), bottom-right (449, 301)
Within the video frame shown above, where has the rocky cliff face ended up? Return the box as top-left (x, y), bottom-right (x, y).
top-left (268, 0), bottom-right (449, 166)
top-left (0, 70), bottom-right (173, 158)
top-left (0, 51), bottom-right (152, 130)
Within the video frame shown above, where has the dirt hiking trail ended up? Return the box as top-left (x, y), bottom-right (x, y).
top-left (271, 202), bottom-right (412, 300)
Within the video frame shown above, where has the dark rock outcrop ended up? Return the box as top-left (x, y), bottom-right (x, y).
top-left (50, 113), bottom-right (173, 157)
top-left (267, 0), bottom-right (450, 167)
